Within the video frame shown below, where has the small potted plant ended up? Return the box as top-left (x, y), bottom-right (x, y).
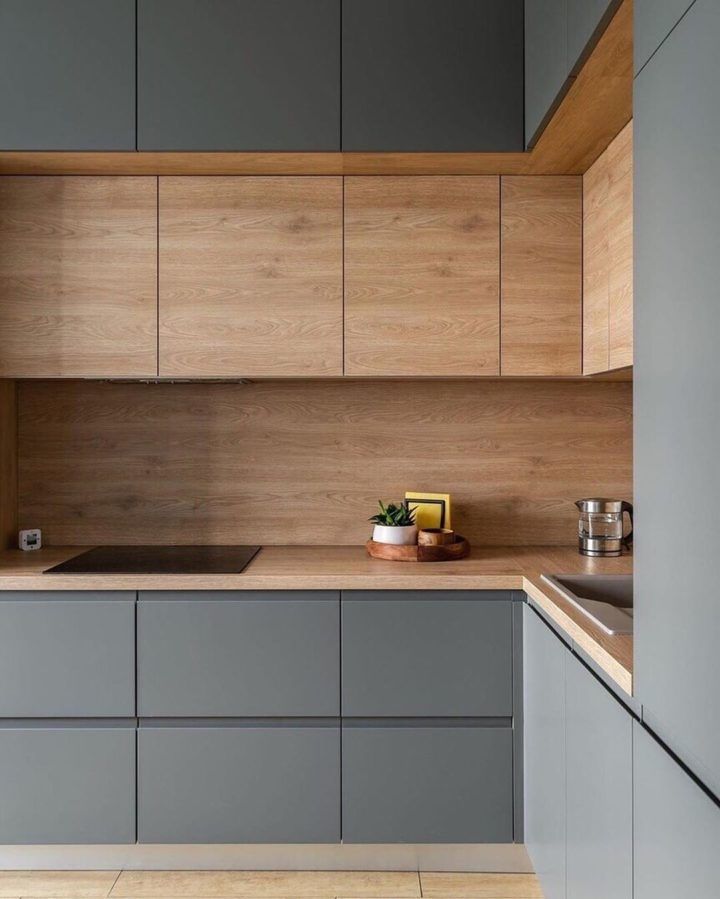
top-left (369, 500), bottom-right (418, 545)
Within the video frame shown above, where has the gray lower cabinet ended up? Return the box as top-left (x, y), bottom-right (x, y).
top-left (138, 724), bottom-right (340, 843)
top-left (634, 0), bottom-right (720, 797)
top-left (0, 725), bottom-right (135, 844)
top-left (524, 0), bottom-right (567, 147)
top-left (342, 592), bottom-right (512, 717)
top-left (634, 723), bottom-right (720, 899)
top-left (565, 652), bottom-right (632, 899)
top-left (0, 0), bottom-right (135, 150)
top-left (634, 0), bottom-right (696, 74)
top-left (137, 0), bottom-right (340, 150)
top-left (523, 606), bottom-right (567, 899)
top-left (342, 724), bottom-right (513, 843)
top-left (0, 593), bottom-right (135, 717)
top-left (138, 592), bottom-right (339, 717)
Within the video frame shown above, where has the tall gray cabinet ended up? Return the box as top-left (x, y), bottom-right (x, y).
top-left (634, 0), bottom-right (720, 798)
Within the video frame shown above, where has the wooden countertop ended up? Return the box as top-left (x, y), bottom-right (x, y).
top-left (0, 544), bottom-right (633, 696)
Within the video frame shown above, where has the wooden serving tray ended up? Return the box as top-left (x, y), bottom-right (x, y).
top-left (366, 536), bottom-right (471, 562)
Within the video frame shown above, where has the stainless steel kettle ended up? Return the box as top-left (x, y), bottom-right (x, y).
top-left (575, 498), bottom-right (633, 557)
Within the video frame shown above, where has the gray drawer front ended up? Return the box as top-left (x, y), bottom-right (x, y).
top-left (342, 724), bottom-right (513, 843)
top-left (0, 725), bottom-right (136, 844)
top-left (138, 724), bottom-right (340, 843)
top-left (342, 592), bottom-right (512, 716)
top-left (0, 595), bottom-right (135, 717)
top-left (138, 592), bottom-right (339, 716)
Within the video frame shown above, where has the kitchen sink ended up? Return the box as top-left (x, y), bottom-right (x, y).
top-left (540, 574), bottom-right (633, 636)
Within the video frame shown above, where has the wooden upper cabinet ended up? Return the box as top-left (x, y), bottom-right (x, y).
top-left (0, 177), bottom-right (157, 378)
top-left (583, 121), bottom-right (633, 374)
top-left (344, 177), bottom-right (500, 377)
top-left (159, 177), bottom-right (343, 377)
top-left (501, 176), bottom-right (582, 376)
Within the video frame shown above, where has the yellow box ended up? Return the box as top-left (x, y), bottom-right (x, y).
top-left (405, 492), bottom-right (452, 530)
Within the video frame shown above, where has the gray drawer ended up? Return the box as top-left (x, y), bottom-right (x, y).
top-left (0, 593), bottom-right (135, 717)
top-left (0, 724), bottom-right (136, 844)
top-left (138, 723), bottom-right (340, 843)
top-left (138, 591), bottom-right (339, 717)
top-left (342, 724), bottom-right (513, 843)
top-left (342, 592), bottom-right (513, 716)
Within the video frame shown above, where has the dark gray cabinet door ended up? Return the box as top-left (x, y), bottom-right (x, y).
top-left (565, 653), bottom-right (632, 899)
top-left (634, 0), bottom-right (696, 74)
top-left (0, 0), bottom-right (135, 150)
top-left (0, 725), bottom-right (135, 844)
top-left (342, 724), bottom-right (513, 843)
top-left (342, 592), bottom-right (512, 717)
top-left (523, 606), bottom-right (566, 899)
top-left (634, 723), bottom-right (720, 899)
top-left (634, 0), bottom-right (720, 797)
top-left (137, 591), bottom-right (339, 717)
top-left (138, 724), bottom-right (340, 843)
top-left (566, 0), bottom-right (615, 72)
top-left (0, 593), bottom-right (135, 717)
top-left (342, 0), bottom-right (523, 151)
top-left (525, 0), bottom-right (568, 147)
top-left (137, 0), bottom-right (340, 150)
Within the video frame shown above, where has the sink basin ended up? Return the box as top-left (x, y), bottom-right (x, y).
top-left (540, 574), bottom-right (633, 636)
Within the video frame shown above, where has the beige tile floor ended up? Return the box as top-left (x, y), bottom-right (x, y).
top-left (0, 870), bottom-right (543, 899)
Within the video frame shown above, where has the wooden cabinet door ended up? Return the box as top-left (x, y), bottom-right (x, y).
top-left (0, 177), bottom-right (157, 378)
top-left (344, 177), bottom-right (500, 376)
top-left (501, 176), bottom-right (582, 376)
top-left (159, 177), bottom-right (343, 377)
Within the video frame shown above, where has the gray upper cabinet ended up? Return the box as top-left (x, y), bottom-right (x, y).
top-left (137, 0), bottom-right (340, 150)
top-left (342, 592), bottom-right (512, 717)
top-left (0, 593), bottom-right (135, 717)
top-left (634, 0), bottom-right (720, 797)
top-left (525, 0), bottom-right (567, 147)
top-left (634, 723), bottom-right (720, 899)
top-left (523, 606), bottom-right (567, 899)
top-left (138, 592), bottom-right (339, 717)
top-left (342, 0), bottom-right (523, 151)
top-left (634, 0), bottom-right (696, 74)
top-left (0, 0), bottom-right (135, 150)
top-left (567, 0), bottom-right (616, 72)
top-left (565, 652), bottom-right (632, 899)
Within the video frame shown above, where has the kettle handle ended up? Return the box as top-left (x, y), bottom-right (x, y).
top-left (621, 501), bottom-right (634, 546)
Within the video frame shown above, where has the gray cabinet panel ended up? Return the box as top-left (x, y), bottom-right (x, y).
top-left (566, 653), bottom-right (632, 899)
top-left (138, 0), bottom-right (340, 150)
top-left (634, 0), bottom-right (720, 797)
top-left (138, 724), bottom-right (340, 843)
top-left (523, 606), bottom-right (566, 899)
top-left (0, 0), bottom-right (135, 150)
top-left (342, 592), bottom-right (512, 717)
top-left (525, 0), bottom-right (568, 147)
top-left (0, 596), bottom-right (135, 717)
top-left (567, 0), bottom-right (614, 72)
top-left (634, 0), bottom-right (696, 74)
top-left (342, 725), bottom-right (513, 843)
top-left (138, 592), bottom-right (339, 717)
top-left (0, 726), bottom-right (135, 844)
top-left (634, 723), bottom-right (720, 899)
top-left (342, 0), bottom-right (523, 151)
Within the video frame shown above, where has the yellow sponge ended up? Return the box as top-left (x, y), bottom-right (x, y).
top-left (405, 492), bottom-right (452, 530)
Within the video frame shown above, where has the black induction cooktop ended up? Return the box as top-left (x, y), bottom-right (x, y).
top-left (44, 545), bottom-right (261, 575)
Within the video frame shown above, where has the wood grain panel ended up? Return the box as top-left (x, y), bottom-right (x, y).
top-left (159, 177), bottom-right (343, 377)
top-left (18, 379), bottom-right (632, 547)
top-left (0, 177), bottom-right (157, 377)
top-left (0, 381), bottom-right (17, 549)
top-left (583, 121), bottom-right (633, 373)
top-left (501, 177), bottom-right (582, 376)
top-left (344, 177), bottom-right (500, 376)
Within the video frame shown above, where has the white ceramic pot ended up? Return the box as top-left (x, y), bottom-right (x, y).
top-left (372, 524), bottom-right (418, 545)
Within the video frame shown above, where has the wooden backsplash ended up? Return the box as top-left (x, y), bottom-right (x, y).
top-left (18, 379), bottom-right (632, 546)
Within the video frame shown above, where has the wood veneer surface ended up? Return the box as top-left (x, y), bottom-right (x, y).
top-left (0, 380), bottom-right (17, 549)
top-left (18, 379), bottom-right (632, 548)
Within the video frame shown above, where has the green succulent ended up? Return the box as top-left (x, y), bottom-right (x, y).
top-left (369, 500), bottom-right (417, 527)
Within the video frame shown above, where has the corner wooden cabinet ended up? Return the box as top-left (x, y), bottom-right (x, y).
top-left (344, 177), bottom-right (500, 376)
top-left (0, 177), bottom-right (157, 378)
top-left (158, 177), bottom-right (343, 377)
